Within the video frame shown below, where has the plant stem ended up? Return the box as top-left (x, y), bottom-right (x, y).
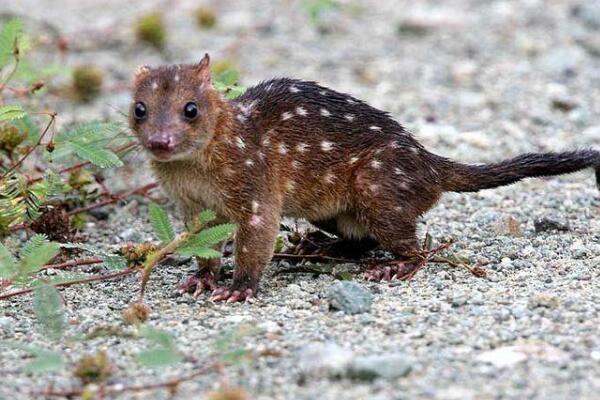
top-left (1, 111), bottom-right (57, 178)
top-left (30, 362), bottom-right (219, 398)
top-left (38, 257), bottom-right (103, 271)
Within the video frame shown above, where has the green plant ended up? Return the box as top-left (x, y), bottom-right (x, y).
top-left (0, 18), bottom-right (137, 234)
top-left (72, 65), bottom-right (103, 102)
top-left (302, 0), bottom-right (338, 26)
top-left (140, 205), bottom-right (236, 295)
top-left (195, 7), bottom-right (217, 29)
top-left (213, 68), bottom-right (246, 100)
top-left (135, 13), bottom-right (166, 49)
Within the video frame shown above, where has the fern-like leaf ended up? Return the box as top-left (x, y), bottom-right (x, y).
top-left (60, 243), bottom-right (127, 270)
top-left (148, 203), bottom-right (174, 243)
top-left (180, 247), bottom-right (222, 259)
top-left (0, 242), bottom-right (17, 279)
top-left (0, 18), bottom-right (22, 68)
top-left (21, 234), bottom-right (60, 273)
top-left (0, 105), bottom-right (26, 121)
top-left (33, 284), bottom-right (65, 338)
top-left (178, 223), bottom-right (235, 256)
top-left (68, 142), bottom-right (123, 168)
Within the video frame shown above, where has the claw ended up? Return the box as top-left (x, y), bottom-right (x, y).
top-left (211, 287), bottom-right (255, 303)
top-left (178, 275), bottom-right (200, 294)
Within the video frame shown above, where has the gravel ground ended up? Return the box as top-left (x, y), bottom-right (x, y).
top-left (2, 0), bottom-right (600, 399)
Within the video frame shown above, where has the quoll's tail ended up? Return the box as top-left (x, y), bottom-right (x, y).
top-left (441, 149), bottom-right (600, 193)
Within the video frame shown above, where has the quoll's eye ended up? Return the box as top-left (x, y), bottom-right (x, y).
top-left (183, 102), bottom-right (199, 120)
top-left (134, 102), bottom-right (147, 120)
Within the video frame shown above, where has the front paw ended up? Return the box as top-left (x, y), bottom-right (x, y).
top-left (210, 283), bottom-right (256, 303)
top-left (178, 270), bottom-right (218, 297)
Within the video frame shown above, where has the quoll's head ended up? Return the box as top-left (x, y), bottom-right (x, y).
top-left (129, 54), bottom-right (220, 161)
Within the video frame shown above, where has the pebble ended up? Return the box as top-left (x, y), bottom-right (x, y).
top-left (346, 353), bottom-right (413, 381)
top-left (326, 281), bottom-right (373, 315)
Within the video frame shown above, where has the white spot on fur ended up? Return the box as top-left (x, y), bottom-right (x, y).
top-left (371, 160), bottom-right (382, 169)
top-left (295, 143), bottom-right (309, 153)
top-left (278, 143), bottom-right (288, 155)
top-left (237, 101), bottom-right (256, 115)
top-left (321, 141), bottom-right (334, 151)
top-left (369, 184), bottom-right (379, 192)
top-left (291, 160), bottom-right (302, 169)
top-left (151, 81), bottom-right (158, 90)
top-left (399, 182), bottom-right (409, 190)
top-left (174, 74), bottom-right (180, 82)
top-left (245, 159), bottom-right (254, 167)
top-left (319, 90), bottom-right (328, 96)
top-left (262, 136), bottom-right (271, 147)
top-left (290, 85), bottom-right (300, 93)
top-left (344, 113), bottom-right (355, 121)
top-left (285, 180), bottom-right (296, 192)
top-left (410, 146), bottom-right (420, 154)
top-left (324, 172), bottom-right (336, 184)
top-left (389, 141), bottom-right (400, 149)
top-left (251, 201), bottom-right (259, 213)
top-left (349, 156), bottom-right (359, 164)
top-left (295, 106), bottom-right (307, 116)
top-left (369, 125), bottom-right (382, 131)
top-left (257, 150), bottom-right (265, 160)
top-left (242, 246), bottom-right (248, 253)
top-left (374, 148), bottom-right (383, 155)
top-left (281, 111), bottom-right (293, 121)
top-left (346, 98), bottom-right (357, 104)
top-left (320, 108), bottom-right (331, 117)
top-left (394, 206), bottom-right (403, 212)
top-left (250, 215), bottom-right (263, 226)
top-left (236, 114), bottom-right (247, 123)
top-left (235, 136), bottom-right (246, 149)
top-left (394, 167), bottom-right (405, 176)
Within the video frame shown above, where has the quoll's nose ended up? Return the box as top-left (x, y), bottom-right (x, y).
top-left (147, 134), bottom-right (174, 151)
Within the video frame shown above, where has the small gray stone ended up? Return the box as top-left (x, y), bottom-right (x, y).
top-left (116, 228), bottom-right (143, 243)
top-left (534, 217), bottom-right (570, 233)
top-left (326, 281), bottom-right (373, 315)
top-left (298, 342), bottom-right (354, 379)
top-left (528, 293), bottom-right (560, 309)
top-left (347, 353), bottom-right (413, 381)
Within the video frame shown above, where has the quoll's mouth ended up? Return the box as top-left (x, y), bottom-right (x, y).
top-left (145, 133), bottom-right (178, 160)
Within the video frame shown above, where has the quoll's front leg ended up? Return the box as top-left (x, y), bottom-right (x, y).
top-left (211, 210), bottom-right (281, 302)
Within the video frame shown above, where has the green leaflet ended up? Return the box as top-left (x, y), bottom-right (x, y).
top-left (148, 203), bottom-right (174, 243)
top-left (60, 243), bottom-right (127, 270)
top-left (136, 326), bottom-right (182, 368)
top-left (33, 284), bottom-right (66, 338)
top-left (0, 342), bottom-right (65, 373)
top-left (0, 18), bottom-right (23, 67)
top-left (177, 224), bottom-right (236, 257)
top-left (0, 241), bottom-right (17, 279)
top-left (0, 105), bottom-right (27, 121)
top-left (68, 141), bottom-right (123, 168)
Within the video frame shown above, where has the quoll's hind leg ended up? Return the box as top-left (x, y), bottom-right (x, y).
top-left (178, 254), bottom-right (221, 297)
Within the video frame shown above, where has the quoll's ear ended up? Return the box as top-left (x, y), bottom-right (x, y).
top-left (195, 53), bottom-right (211, 86)
top-left (135, 64), bottom-right (151, 81)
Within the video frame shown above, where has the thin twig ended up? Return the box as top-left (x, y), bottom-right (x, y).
top-left (272, 252), bottom-right (360, 264)
top-left (30, 361), bottom-right (220, 398)
top-left (1, 111), bottom-right (57, 178)
top-left (0, 268), bottom-right (138, 300)
top-left (38, 257), bottom-right (103, 271)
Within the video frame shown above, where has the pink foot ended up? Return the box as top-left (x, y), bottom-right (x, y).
top-left (210, 287), bottom-right (255, 303)
top-left (178, 270), bottom-right (218, 297)
top-left (363, 260), bottom-right (423, 282)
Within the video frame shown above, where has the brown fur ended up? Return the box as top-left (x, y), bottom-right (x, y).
top-left (130, 55), bottom-right (600, 300)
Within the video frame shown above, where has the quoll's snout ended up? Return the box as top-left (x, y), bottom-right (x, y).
top-left (146, 133), bottom-right (177, 159)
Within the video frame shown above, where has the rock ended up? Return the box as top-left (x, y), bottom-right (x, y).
top-left (0, 316), bottom-right (14, 334)
top-left (570, 240), bottom-right (589, 259)
top-left (477, 343), bottom-right (569, 368)
top-left (116, 228), bottom-right (143, 243)
top-left (490, 215), bottom-right (522, 237)
top-left (572, 2), bottom-right (600, 30)
top-left (346, 353), bottom-right (413, 381)
top-left (449, 291), bottom-right (468, 307)
top-left (551, 96), bottom-right (578, 112)
top-left (297, 342), bottom-right (354, 379)
top-left (326, 281), bottom-right (373, 315)
top-left (534, 217), bottom-right (570, 233)
top-left (88, 207), bottom-right (110, 220)
top-left (528, 293), bottom-right (560, 309)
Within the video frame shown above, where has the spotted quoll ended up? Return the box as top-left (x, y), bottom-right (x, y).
top-left (130, 54), bottom-right (600, 302)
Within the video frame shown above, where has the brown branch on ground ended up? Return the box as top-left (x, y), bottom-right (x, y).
top-left (38, 257), bottom-right (103, 271)
top-left (0, 268), bottom-right (139, 300)
top-left (29, 361), bottom-right (220, 398)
